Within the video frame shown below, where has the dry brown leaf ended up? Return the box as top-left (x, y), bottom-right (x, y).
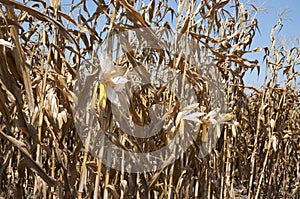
top-left (0, 125), bottom-right (57, 187)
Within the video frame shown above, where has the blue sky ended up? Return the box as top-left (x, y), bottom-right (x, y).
top-left (249, 0), bottom-right (300, 44)
top-left (242, 0), bottom-right (300, 87)
top-left (67, 0), bottom-right (300, 88)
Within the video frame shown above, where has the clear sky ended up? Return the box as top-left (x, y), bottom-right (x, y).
top-left (250, 0), bottom-right (300, 42)
top-left (242, 0), bottom-right (300, 87)
top-left (63, 0), bottom-right (300, 88)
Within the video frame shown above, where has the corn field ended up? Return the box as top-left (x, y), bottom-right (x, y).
top-left (0, 0), bottom-right (299, 198)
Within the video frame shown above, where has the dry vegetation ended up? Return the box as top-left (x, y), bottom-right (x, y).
top-left (0, 0), bottom-right (299, 198)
